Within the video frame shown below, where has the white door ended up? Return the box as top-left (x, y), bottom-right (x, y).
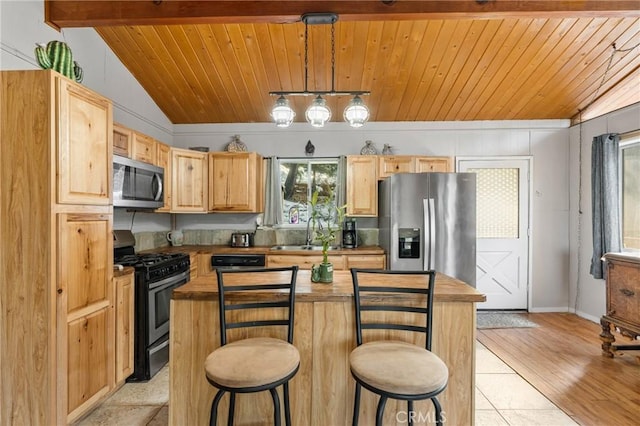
top-left (457, 157), bottom-right (531, 310)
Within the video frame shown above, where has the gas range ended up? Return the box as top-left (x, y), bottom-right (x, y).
top-left (115, 252), bottom-right (191, 282)
top-left (112, 229), bottom-right (191, 381)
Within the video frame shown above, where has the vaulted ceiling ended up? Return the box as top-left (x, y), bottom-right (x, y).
top-left (46, 1), bottom-right (640, 125)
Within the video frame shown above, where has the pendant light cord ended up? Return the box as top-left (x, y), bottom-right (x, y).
top-left (304, 19), bottom-right (309, 93)
top-left (331, 22), bottom-right (336, 92)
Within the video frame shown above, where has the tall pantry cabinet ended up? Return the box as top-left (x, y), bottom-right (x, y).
top-left (0, 70), bottom-right (114, 425)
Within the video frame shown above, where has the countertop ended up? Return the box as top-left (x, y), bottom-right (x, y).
top-left (173, 269), bottom-right (486, 303)
top-left (141, 245), bottom-right (384, 255)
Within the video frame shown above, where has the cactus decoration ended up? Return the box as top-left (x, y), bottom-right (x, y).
top-left (35, 41), bottom-right (83, 83)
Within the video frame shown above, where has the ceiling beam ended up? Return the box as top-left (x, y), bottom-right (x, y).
top-left (45, 0), bottom-right (640, 29)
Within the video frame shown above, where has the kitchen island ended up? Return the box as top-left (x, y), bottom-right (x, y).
top-left (169, 270), bottom-right (485, 425)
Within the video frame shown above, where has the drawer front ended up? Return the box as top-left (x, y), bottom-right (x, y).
top-left (267, 254), bottom-right (346, 270)
top-left (607, 259), bottom-right (640, 324)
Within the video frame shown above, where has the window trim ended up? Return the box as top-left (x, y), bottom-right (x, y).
top-left (619, 131), bottom-right (640, 253)
top-left (277, 156), bottom-right (341, 229)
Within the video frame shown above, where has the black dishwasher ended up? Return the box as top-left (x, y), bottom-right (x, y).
top-left (211, 254), bottom-right (266, 269)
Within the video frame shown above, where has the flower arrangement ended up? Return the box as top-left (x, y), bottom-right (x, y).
top-left (309, 190), bottom-right (346, 281)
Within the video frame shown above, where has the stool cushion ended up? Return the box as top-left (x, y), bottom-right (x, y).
top-left (205, 337), bottom-right (300, 389)
top-left (350, 341), bottom-right (448, 396)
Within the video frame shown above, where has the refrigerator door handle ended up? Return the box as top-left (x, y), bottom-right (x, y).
top-left (423, 198), bottom-right (436, 271)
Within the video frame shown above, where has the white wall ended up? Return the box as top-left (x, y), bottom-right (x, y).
top-left (568, 103), bottom-right (640, 322)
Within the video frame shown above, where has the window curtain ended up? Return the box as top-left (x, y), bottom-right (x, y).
top-left (263, 157), bottom-right (282, 226)
top-left (590, 133), bottom-right (621, 279)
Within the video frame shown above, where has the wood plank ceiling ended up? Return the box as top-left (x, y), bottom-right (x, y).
top-left (47, 1), bottom-right (640, 125)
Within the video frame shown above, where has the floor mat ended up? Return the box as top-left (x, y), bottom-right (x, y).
top-left (477, 311), bottom-right (538, 329)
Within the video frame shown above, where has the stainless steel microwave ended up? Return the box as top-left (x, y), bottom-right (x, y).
top-left (113, 155), bottom-right (164, 209)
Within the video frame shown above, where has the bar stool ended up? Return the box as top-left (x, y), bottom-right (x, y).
top-left (349, 268), bottom-right (448, 426)
top-left (204, 266), bottom-right (299, 426)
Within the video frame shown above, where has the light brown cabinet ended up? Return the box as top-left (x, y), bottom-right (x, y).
top-left (266, 253), bottom-right (384, 270)
top-left (132, 131), bottom-right (156, 164)
top-left (61, 213), bottom-right (114, 420)
top-left (346, 156), bottom-right (378, 217)
top-left (600, 254), bottom-right (640, 357)
top-left (378, 155), bottom-right (414, 179)
top-left (378, 155), bottom-right (452, 179)
top-left (57, 79), bottom-right (112, 205)
top-left (1, 70), bottom-right (114, 425)
top-left (208, 152), bottom-right (264, 212)
top-left (155, 142), bottom-right (172, 212)
top-left (115, 269), bottom-right (135, 385)
top-left (414, 156), bottom-right (452, 173)
top-left (171, 147), bottom-right (208, 212)
top-left (113, 123), bottom-right (132, 157)
top-left (347, 155), bottom-right (452, 217)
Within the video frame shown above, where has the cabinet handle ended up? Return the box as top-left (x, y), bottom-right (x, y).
top-left (620, 288), bottom-right (635, 297)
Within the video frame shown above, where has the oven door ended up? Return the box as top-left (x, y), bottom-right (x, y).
top-left (147, 269), bottom-right (189, 345)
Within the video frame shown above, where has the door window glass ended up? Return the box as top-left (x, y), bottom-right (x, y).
top-left (468, 168), bottom-right (519, 239)
top-left (621, 136), bottom-right (640, 251)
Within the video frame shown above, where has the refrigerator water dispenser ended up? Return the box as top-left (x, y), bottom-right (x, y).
top-left (398, 228), bottom-right (420, 258)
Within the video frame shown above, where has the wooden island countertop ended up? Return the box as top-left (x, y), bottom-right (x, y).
top-left (170, 270), bottom-right (485, 425)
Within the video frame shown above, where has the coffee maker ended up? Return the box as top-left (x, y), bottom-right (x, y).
top-left (342, 218), bottom-right (358, 248)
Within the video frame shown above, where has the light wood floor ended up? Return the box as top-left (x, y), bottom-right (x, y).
top-left (478, 312), bottom-right (640, 426)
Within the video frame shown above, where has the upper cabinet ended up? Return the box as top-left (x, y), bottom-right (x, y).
top-left (208, 152), bottom-right (264, 212)
top-left (171, 148), bottom-right (208, 212)
top-left (155, 141), bottom-right (172, 212)
top-left (414, 156), bottom-right (453, 173)
top-left (112, 123), bottom-right (132, 157)
top-left (131, 131), bottom-right (156, 164)
top-left (378, 156), bottom-right (414, 179)
top-left (347, 155), bottom-right (453, 217)
top-left (346, 156), bottom-right (378, 217)
top-left (378, 155), bottom-right (453, 179)
top-left (57, 78), bottom-right (112, 205)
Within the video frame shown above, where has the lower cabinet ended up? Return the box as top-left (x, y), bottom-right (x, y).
top-left (115, 270), bottom-right (135, 385)
top-left (58, 212), bottom-right (114, 423)
top-left (267, 254), bottom-right (384, 270)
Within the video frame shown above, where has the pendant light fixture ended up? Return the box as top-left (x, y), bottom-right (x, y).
top-left (269, 13), bottom-right (370, 128)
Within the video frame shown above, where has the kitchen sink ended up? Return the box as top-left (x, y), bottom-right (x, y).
top-left (270, 245), bottom-right (340, 251)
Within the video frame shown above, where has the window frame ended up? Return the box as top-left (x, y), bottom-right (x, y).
top-left (277, 157), bottom-right (341, 228)
top-left (619, 131), bottom-right (640, 253)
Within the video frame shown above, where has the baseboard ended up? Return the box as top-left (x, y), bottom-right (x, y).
top-left (568, 308), bottom-right (601, 324)
top-left (528, 307), bottom-right (570, 313)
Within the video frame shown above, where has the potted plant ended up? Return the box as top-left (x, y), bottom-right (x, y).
top-left (309, 190), bottom-right (346, 283)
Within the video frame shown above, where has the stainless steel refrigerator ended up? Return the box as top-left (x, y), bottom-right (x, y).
top-left (378, 172), bottom-right (476, 287)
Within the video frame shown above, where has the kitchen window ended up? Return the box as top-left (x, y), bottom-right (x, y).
top-left (620, 132), bottom-right (640, 252)
top-left (278, 158), bottom-right (341, 226)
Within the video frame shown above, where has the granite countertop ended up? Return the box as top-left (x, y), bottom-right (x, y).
top-left (140, 245), bottom-right (384, 255)
top-left (113, 266), bottom-right (135, 277)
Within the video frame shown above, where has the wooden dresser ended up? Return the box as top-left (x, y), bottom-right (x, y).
top-left (600, 253), bottom-right (640, 357)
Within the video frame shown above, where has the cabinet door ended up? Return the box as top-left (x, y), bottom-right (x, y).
top-left (131, 131), bottom-right (156, 164)
top-left (414, 156), bottom-right (452, 173)
top-left (155, 142), bottom-right (172, 212)
top-left (57, 212), bottom-right (114, 422)
top-left (378, 156), bottom-right (414, 179)
top-left (209, 152), bottom-right (262, 212)
top-left (171, 148), bottom-right (208, 212)
top-left (113, 123), bottom-right (132, 157)
top-left (57, 78), bottom-right (112, 205)
top-left (115, 271), bottom-right (134, 384)
top-left (346, 156), bottom-right (378, 217)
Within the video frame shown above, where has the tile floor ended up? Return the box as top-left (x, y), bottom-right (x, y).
top-left (76, 342), bottom-right (577, 425)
